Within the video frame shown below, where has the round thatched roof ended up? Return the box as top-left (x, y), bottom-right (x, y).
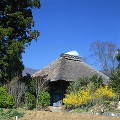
top-left (32, 54), bottom-right (109, 84)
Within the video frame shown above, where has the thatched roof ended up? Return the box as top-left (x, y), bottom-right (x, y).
top-left (32, 54), bottom-right (109, 84)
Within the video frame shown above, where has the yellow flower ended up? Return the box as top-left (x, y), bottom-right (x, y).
top-left (63, 88), bottom-right (92, 107)
top-left (94, 85), bottom-right (115, 100)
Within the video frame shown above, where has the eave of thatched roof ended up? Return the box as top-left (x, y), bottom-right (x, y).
top-left (32, 54), bottom-right (109, 84)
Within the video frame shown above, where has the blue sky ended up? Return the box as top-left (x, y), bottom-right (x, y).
top-left (22, 0), bottom-right (120, 70)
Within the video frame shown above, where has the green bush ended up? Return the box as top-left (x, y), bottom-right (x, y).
top-left (66, 77), bottom-right (89, 94)
top-left (0, 86), bottom-right (15, 108)
top-left (25, 92), bottom-right (36, 109)
top-left (66, 75), bottom-right (103, 94)
top-left (109, 70), bottom-right (120, 93)
top-left (39, 92), bottom-right (50, 108)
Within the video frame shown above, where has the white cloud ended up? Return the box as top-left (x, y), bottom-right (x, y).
top-left (66, 50), bottom-right (79, 56)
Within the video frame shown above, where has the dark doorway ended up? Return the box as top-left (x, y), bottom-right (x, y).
top-left (49, 80), bottom-right (69, 106)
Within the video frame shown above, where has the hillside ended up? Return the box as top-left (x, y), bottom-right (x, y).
top-left (22, 68), bottom-right (38, 76)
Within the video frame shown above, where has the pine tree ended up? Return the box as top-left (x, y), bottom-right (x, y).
top-left (0, 0), bottom-right (40, 83)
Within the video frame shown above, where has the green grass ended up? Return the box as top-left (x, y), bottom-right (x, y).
top-left (73, 107), bottom-right (89, 113)
top-left (0, 108), bottom-right (24, 120)
top-left (28, 113), bottom-right (32, 115)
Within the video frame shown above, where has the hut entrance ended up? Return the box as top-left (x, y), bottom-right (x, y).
top-left (53, 89), bottom-right (63, 106)
top-left (49, 80), bottom-right (69, 106)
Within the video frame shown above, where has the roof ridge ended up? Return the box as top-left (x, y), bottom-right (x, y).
top-left (60, 53), bottom-right (82, 61)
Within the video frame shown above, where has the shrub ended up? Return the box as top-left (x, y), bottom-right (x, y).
top-left (39, 92), bottom-right (50, 108)
top-left (66, 77), bottom-right (89, 94)
top-left (0, 86), bottom-right (15, 108)
top-left (94, 85), bottom-right (116, 101)
top-left (89, 74), bottom-right (103, 89)
top-left (25, 92), bottom-right (36, 109)
top-left (63, 88), bottom-right (92, 108)
top-left (63, 85), bottom-right (116, 109)
top-left (66, 75), bottom-right (103, 94)
top-left (63, 92), bottom-right (77, 108)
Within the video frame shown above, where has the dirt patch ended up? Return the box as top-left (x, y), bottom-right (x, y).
top-left (19, 110), bottom-right (120, 120)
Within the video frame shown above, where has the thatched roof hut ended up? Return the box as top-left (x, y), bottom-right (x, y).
top-left (32, 53), bottom-right (109, 84)
top-left (32, 53), bottom-right (109, 106)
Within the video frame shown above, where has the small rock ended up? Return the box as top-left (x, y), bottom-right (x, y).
top-left (100, 109), bottom-right (104, 115)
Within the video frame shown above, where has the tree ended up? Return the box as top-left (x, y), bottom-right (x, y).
top-left (0, 0), bottom-right (40, 83)
top-left (116, 49), bottom-right (120, 69)
top-left (108, 49), bottom-right (120, 93)
top-left (24, 75), bottom-right (50, 109)
top-left (90, 40), bottom-right (118, 76)
top-left (108, 70), bottom-right (120, 93)
top-left (116, 49), bottom-right (120, 62)
top-left (35, 75), bottom-right (49, 109)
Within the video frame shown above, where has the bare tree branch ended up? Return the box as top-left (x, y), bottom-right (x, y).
top-left (89, 40), bottom-right (118, 76)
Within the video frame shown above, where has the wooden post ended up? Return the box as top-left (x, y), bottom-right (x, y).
top-left (15, 116), bottom-right (18, 120)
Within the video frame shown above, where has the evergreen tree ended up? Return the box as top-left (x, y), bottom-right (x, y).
top-left (109, 70), bottom-right (120, 93)
top-left (116, 49), bottom-right (120, 69)
top-left (108, 49), bottom-right (120, 93)
top-left (0, 0), bottom-right (40, 83)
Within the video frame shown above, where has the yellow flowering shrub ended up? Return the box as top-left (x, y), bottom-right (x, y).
top-left (63, 92), bottom-right (77, 107)
top-left (94, 85), bottom-right (115, 100)
top-left (63, 88), bottom-right (92, 107)
top-left (63, 85), bottom-right (116, 108)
